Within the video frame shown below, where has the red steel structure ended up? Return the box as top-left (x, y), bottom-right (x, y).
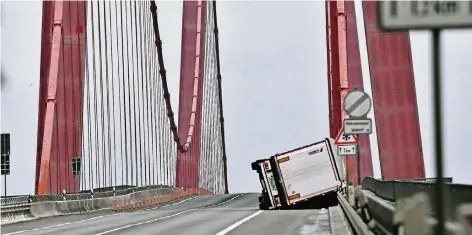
top-left (176, 0), bottom-right (227, 192)
top-left (36, 1), bottom-right (86, 194)
top-left (176, 0), bottom-right (206, 190)
top-left (345, 1), bottom-right (374, 183)
top-left (34, 0), bottom-right (424, 195)
top-left (35, 0), bottom-right (227, 195)
top-left (361, 1), bottom-right (425, 180)
top-left (326, 0), bottom-right (424, 182)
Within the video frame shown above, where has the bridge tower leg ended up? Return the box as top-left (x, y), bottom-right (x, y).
top-left (327, 0), bottom-right (371, 184)
top-left (326, 1), bottom-right (425, 182)
top-left (35, 1), bottom-right (87, 195)
top-left (326, 0), bottom-right (342, 148)
top-left (345, 1), bottom-right (375, 184)
top-left (176, 0), bottom-right (207, 189)
top-left (362, 2), bottom-right (425, 180)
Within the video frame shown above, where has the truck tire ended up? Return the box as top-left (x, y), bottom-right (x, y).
top-left (251, 161), bottom-right (259, 171)
top-left (258, 195), bottom-right (270, 210)
top-left (252, 159), bottom-right (265, 171)
top-left (259, 202), bottom-right (269, 210)
top-left (258, 195), bottom-right (264, 203)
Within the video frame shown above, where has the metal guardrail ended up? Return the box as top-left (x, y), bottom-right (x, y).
top-left (0, 184), bottom-right (175, 206)
top-left (396, 177), bottom-right (453, 183)
top-left (359, 177), bottom-right (472, 235)
top-left (337, 192), bottom-right (373, 235)
top-left (362, 177), bottom-right (472, 220)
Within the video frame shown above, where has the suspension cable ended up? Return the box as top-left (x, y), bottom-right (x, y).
top-left (149, 1), bottom-right (184, 151)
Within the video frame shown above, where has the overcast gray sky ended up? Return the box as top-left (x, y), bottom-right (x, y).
top-left (1, 1), bottom-right (471, 196)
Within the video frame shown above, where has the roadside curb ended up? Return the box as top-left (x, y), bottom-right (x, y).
top-left (1, 187), bottom-right (187, 225)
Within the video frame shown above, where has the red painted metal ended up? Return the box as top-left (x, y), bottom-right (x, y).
top-left (345, 1), bottom-right (374, 184)
top-left (36, 1), bottom-right (86, 194)
top-left (362, 1), bottom-right (425, 180)
top-left (176, 0), bottom-right (206, 189)
top-left (327, 0), bottom-right (360, 183)
top-left (36, 1), bottom-right (54, 195)
top-left (326, 1), bottom-right (341, 140)
top-left (335, 0), bottom-right (356, 184)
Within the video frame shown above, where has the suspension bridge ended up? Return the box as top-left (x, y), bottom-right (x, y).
top-left (1, 1), bottom-right (471, 235)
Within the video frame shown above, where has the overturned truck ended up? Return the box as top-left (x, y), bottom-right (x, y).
top-left (251, 138), bottom-right (345, 210)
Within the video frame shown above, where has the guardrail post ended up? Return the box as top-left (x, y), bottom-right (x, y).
top-left (347, 186), bottom-right (355, 206)
top-left (394, 192), bottom-right (431, 235)
top-left (456, 203), bottom-right (472, 235)
top-left (354, 186), bottom-right (374, 229)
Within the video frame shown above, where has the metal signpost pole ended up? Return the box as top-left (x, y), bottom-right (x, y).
top-left (432, 28), bottom-right (445, 235)
top-left (345, 158), bottom-right (349, 201)
top-left (342, 89), bottom-right (373, 188)
top-left (345, 158), bottom-right (349, 186)
top-left (334, 129), bottom-right (358, 199)
top-left (1, 133), bottom-right (10, 198)
top-left (356, 134), bottom-right (361, 186)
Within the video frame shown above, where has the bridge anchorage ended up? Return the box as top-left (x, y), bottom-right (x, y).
top-left (1, 1), bottom-right (471, 235)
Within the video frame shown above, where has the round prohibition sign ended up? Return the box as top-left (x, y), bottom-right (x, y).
top-left (343, 90), bottom-right (372, 118)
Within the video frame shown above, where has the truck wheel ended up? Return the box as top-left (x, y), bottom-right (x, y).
top-left (252, 159), bottom-right (266, 170)
top-left (258, 195), bottom-right (265, 203)
top-left (259, 202), bottom-right (269, 210)
top-left (251, 161), bottom-right (259, 171)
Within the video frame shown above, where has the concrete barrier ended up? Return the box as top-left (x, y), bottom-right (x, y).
top-left (111, 188), bottom-right (214, 212)
top-left (0, 203), bottom-right (35, 224)
top-left (1, 187), bottom-right (198, 225)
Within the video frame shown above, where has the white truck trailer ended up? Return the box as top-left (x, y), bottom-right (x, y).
top-left (251, 138), bottom-right (345, 210)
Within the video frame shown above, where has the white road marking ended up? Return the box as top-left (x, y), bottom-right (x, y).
top-left (94, 208), bottom-right (200, 235)
top-left (3, 196), bottom-right (198, 235)
top-left (94, 194), bottom-right (245, 235)
top-left (214, 210), bottom-right (263, 235)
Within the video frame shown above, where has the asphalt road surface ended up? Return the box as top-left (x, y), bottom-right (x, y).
top-left (2, 193), bottom-right (336, 235)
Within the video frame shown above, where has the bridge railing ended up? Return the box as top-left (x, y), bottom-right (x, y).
top-left (0, 184), bottom-right (176, 206)
top-left (354, 177), bottom-right (472, 235)
top-left (362, 176), bottom-right (472, 220)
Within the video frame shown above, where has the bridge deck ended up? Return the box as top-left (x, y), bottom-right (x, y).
top-left (1, 194), bottom-right (351, 235)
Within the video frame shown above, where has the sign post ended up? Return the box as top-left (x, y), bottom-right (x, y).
top-left (1, 133), bottom-right (11, 197)
top-left (334, 128), bottom-right (358, 190)
top-left (342, 89), bottom-right (373, 186)
top-left (378, 2), bottom-right (472, 233)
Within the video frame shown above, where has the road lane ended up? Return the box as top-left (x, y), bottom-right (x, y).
top-left (3, 193), bottom-right (340, 235)
top-left (1, 194), bottom-right (240, 235)
top-left (223, 208), bottom-right (333, 235)
top-left (101, 193), bottom-right (260, 235)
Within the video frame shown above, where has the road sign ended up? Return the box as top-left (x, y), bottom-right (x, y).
top-left (337, 145), bottom-right (357, 156)
top-left (1, 133), bottom-right (10, 155)
top-left (343, 90), bottom-right (372, 118)
top-left (1, 154), bottom-right (10, 175)
top-left (378, 1), bottom-right (472, 31)
top-left (344, 119), bottom-right (373, 135)
top-left (334, 127), bottom-right (358, 145)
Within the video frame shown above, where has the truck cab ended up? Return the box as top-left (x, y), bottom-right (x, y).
top-left (251, 159), bottom-right (282, 210)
